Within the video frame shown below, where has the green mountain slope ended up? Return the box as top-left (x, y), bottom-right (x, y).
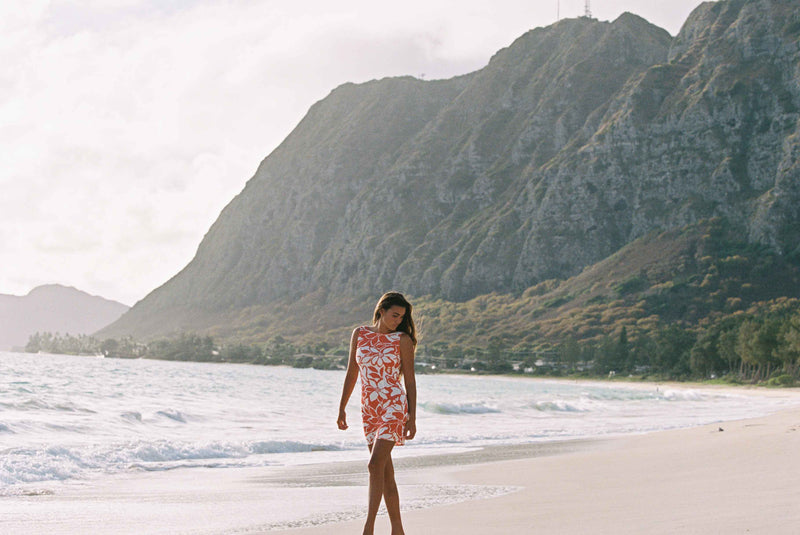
top-left (413, 218), bottom-right (800, 351)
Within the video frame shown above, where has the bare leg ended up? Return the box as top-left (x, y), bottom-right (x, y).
top-left (382, 455), bottom-right (405, 534)
top-left (364, 439), bottom-right (403, 535)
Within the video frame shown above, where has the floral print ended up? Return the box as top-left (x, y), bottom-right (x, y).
top-left (356, 327), bottom-right (408, 445)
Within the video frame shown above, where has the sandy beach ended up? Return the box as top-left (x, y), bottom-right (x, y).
top-left (274, 389), bottom-right (800, 535)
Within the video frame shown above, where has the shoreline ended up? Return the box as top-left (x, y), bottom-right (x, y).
top-left (0, 439), bottom-right (608, 535)
top-left (3, 381), bottom-right (799, 534)
top-left (271, 402), bottom-right (800, 534)
top-left (429, 370), bottom-right (800, 392)
top-left (10, 349), bottom-right (796, 392)
top-left (256, 437), bottom-right (605, 488)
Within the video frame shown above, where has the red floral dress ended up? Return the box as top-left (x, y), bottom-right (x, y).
top-left (356, 327), bottom-right (408, 446)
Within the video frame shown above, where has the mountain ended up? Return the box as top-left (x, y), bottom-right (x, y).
top-left (0, 285), bottom-right (129, 350)
top-left (101, 0), bottom-right (800, 345)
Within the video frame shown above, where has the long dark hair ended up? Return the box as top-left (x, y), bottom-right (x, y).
top-left (372, 291), bottom-right (417, 346)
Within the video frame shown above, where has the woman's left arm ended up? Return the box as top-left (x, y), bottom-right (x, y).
top-left (400, 335), bottom-right (417, 440)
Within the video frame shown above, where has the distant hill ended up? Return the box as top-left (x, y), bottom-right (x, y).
top-left (0, 285), bottom-right (129, 350)
top-left (100, 0), bottom-right (800, 346)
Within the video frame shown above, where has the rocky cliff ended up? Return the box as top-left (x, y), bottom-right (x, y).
top-left (102, 0), bottom-right (800, 341)
top-left (501, 0), bottom-right (800, 296)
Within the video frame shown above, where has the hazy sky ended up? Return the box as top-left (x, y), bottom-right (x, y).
top-left (1, 0), bottom-right (706, 306)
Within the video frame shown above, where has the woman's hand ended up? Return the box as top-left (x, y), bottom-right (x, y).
top-left (337, 328), bottom-right (360, 432)
top-left (404, 418), bottom-right (416, 440)
top-left (399, 333), bottom-right (417, 442)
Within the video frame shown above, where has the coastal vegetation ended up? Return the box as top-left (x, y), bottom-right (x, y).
top-left (24, 286), bottom-right (800, 386)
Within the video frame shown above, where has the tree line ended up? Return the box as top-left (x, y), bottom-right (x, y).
top-left (24, 332), bottom-right (345, 369)
top-left (23, 299), bottom-right (800, 385)
top-left (471, 299), bottom-right (800, 385)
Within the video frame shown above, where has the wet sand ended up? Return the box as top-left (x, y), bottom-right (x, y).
top-left (272, 399), bottom-right (800, 534)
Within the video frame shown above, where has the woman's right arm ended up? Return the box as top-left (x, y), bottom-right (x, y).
top-left (337, 327), bottom-right (360, 430)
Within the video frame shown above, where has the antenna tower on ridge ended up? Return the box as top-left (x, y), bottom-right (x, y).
top-left (584, 0), bottom-right (592, 19)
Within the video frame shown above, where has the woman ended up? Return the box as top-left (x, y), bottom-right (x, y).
top-left (338, 291), bottom-right (417, 535)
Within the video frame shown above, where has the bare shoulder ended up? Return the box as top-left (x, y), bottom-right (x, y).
top-left (398, 333), bottom-right (415, 350)
top-left (350, 326), bottom-right (364, 345)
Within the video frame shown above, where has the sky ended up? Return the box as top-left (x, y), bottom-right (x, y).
top-left (1, 0), bottom-right (706, 306)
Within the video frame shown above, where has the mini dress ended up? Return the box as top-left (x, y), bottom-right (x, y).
top-left (355, 327), bottom-right (408, 446)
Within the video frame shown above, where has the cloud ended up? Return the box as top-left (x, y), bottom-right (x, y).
top-left (0, 0), bottom-right (703, 305)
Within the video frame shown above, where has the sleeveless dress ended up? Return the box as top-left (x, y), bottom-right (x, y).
top-left (355, 327), bottom-right (408, 446)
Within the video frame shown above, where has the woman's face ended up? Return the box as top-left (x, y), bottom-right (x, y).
top-left (379, 305), bottom-right (406, 331)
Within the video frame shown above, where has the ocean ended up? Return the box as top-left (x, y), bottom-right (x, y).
top-left (2, 350), bottom-right (798, 532)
